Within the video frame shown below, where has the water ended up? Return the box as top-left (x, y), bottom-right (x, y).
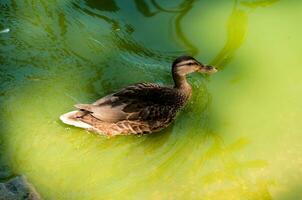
top-left (1, 0), bottom-right (302, 199)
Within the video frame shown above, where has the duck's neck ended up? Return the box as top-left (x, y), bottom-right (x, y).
top-left (173, 72), bottom-right (192, 97)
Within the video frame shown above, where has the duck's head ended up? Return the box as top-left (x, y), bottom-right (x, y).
top-left (172, 55), bottom-right (217, 76)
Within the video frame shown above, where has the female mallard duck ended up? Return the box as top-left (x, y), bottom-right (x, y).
top-left (60, 56), bottom-right (217, 137)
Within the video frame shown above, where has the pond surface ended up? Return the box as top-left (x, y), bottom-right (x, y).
top-left (1, 0), bottom-right (302, 199)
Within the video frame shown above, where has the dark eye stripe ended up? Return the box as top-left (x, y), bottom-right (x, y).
top-left (177, 62), bottom-right (195, 67)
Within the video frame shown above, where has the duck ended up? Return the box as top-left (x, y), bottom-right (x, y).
top-left (60, 56), bottom-right (217, 137)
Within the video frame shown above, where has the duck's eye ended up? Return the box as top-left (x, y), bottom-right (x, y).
top-left (188, 63), bottom-right (194, 66)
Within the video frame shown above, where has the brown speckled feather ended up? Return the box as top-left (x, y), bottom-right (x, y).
top-left (74, 83), bottom-right (189, 135)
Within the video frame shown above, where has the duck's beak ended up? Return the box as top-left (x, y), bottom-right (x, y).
top-left (206, 66), bottom-right (218, 74)
top-left (197, 63), bottom-right (218, 74)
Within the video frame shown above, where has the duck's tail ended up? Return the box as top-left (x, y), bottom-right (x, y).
top-left (59, 111), bottom-right (93, 129)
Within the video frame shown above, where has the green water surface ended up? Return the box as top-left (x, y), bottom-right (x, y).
top-left (1, 0), bottom-right (302, 199)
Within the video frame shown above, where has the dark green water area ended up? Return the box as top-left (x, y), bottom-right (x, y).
top-left (1, 0), bottom-right (302, 199)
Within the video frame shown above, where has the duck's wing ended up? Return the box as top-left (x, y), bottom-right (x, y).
top-left (74, 83), bottom-right (177, 123)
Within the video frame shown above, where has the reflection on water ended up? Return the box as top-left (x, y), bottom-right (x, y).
top-left (210, 0), bottom-right (279, 68)
top-left (210, 0), bottom-right (248, 68)
top-left (85, 0), bottom-right (119, 12)
top-left (0, 0), bottom-right (302, 199)
top-left (174, 0), bottom-right (199, 56)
